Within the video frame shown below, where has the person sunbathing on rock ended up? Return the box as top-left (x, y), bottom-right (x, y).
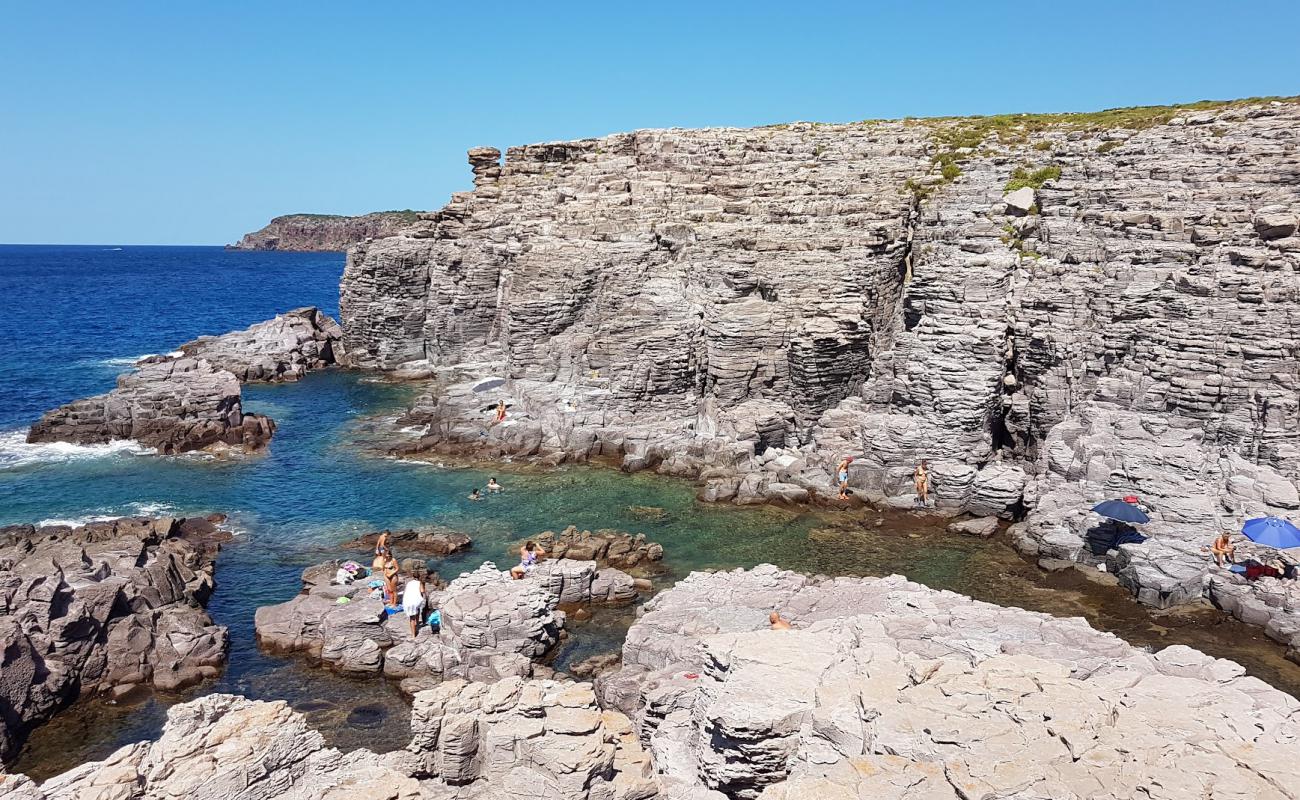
top-left (510, 541), bottom-right (546, 579)
top-left (769, 611), bottom-right (793, 630)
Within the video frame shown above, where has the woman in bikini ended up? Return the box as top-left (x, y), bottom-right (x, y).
top-left (914, 460), bottom-right (930, 507)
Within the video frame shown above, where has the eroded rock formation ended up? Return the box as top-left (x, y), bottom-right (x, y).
top-left (341, 98), bottom-right (1300, 640)
top-left (0, 516), bottom-right (228, 761)
top-left (523, 526), bottom-right (665, 573)
top-left (27, 308), bottom-right (343, 454)
top-left (228, 210), bottom-right (420, 251)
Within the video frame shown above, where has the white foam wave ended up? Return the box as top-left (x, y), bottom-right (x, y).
top-left (0, 430), bottom-right (153, 470)
top-left (101, 354), bottom-right (159, 367)
top-left (36, 501), bottom-right (181, 528)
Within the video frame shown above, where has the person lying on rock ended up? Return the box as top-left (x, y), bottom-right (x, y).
top-left (1209, 532), bottom-right (1236, 567)
top-left (402, 578), bottom-right (426, 638)
top-left (510, 540), bottom-right (546, 579)
top-left (769, 611), bottom-right (793, 630)
top-left (487, 477), bottom-right (503, 493)
top-left (914, 460), bottom-right (930, 507)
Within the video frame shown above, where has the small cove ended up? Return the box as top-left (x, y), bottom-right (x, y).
top-left (4, 246), bottom-right (1299, 779)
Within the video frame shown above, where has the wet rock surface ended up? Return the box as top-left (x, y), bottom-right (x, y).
top-left (0, 516), bottom-right (228, 761)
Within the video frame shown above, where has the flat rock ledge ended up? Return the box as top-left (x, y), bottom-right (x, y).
top-left (254, 559), bottom-right (639, 687)
top-left (25, 308), bottom-right (343, 455)
top-left (0, 516), bottom-right (229, 762)
top-left (9, 565), bottom-right (1300, 799)
top-left (599, 565), bottom-right (1300, 800)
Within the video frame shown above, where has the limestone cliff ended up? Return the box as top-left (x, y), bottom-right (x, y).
top-left (229, 210), bottom-right (419, 252)
top-left (339, 98), bottom-right (1300, 627)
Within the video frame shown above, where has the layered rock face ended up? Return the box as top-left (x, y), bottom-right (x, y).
top-left (525, 526), bottom-right (665, 573)
top-left (0, 516), bottom-right (228, 761)
top-left (342, 99), bottom-right (1300, 633)
top-left (601, 566), bottom-right (1300, 800)
top-left (229, 210), bottom-right (420, 251)
top-left (26, 308), bottom-right (343, 454)
top-left (26, 358), bottom-right (275, 454)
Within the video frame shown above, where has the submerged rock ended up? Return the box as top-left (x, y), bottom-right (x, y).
top-left (0, 516), bottom-right (228, 761)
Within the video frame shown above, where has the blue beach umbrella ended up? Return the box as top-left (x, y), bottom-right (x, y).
top-left (1241, 517), bottom-right (1300, 549)
top-left (1091, 499), bottom-right (1150, 524)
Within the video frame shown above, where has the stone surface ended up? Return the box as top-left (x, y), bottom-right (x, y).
top-left (229, 210), bottom-right (420, 251)
top-left (0, 516), bottom-right (228, 761)
top-left (946, 515), bottom-right (998, 537)
top-left (147, 306), bottom-right (345, 382)
top-left (1, 694), bottom-right (421, 799)
top-left (604, 565), bottom-right (1300, 800)
top-left (256, 561), bottom-right (565, 684)
top-left (26, 358), bottom-right (275, 454)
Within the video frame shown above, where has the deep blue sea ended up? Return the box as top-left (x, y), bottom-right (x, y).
top-left (3, 245), bottom-right (1299, 777)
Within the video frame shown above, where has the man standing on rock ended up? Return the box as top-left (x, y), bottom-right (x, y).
top-left (836, 457), bottom-right (853, 500)
top-left (914, 460), bottom-right (930, 507)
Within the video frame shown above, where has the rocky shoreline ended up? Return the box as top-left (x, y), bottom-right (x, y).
top-left (6, 566), bottom-right (1297, 798)
top-left (338, 97), bottom-right (1300, 659)
top-left (0, 516), bottom-right (229, 762)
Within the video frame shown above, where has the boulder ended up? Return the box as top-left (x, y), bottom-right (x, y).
top-left (1003, 185), bottom-right (1037, 215)
top-left (947, 516), bottom-right (998, 538)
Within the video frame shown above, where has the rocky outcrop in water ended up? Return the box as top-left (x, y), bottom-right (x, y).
top-left (342, 526), bottom-right (473, 556)
top-left (27, 308), bottom-right (344, 454)
top-left (257, 560), bottom-right (642, 687)
top-left (525, 526), bottom-right (665, 573)
top-left (600, 565), bottom-right (1300, 799)
top-left (228, 210), bottom-right (420, 252)
top-left (0, 516), bottom-right (228, 762)
top-left (342, 98), bottom-right (1300, 643)
top-left (148, 306), bottom-right (345, 382)
top-left (25, 358), bottom-right (276, 454)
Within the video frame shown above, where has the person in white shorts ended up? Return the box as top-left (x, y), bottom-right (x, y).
top-left (402, 578), bottom-right (426, 638)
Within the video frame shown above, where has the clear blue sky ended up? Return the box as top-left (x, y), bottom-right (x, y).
top-left (3, 1), bottom-right (1297, 245)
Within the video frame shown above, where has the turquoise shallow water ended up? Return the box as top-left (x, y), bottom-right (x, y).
top-left (4, 245), bottom-right (1300, 778)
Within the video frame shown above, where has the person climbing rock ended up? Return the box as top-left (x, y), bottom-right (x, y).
top-left (914, 460), bottom-right (930, 507)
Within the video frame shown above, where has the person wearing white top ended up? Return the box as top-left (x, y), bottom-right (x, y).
top-left (402, 579), bottom-right (426, 637)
